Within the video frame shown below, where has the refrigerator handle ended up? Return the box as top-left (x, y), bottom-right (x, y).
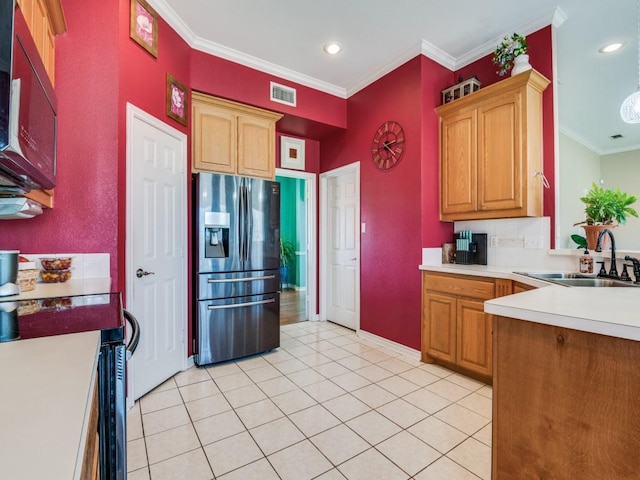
top-left (239, 184), bottom-right (246, 261)
top-left (246, 183), bottom-right (252, 262)
top-left (207, 298), bottom-right (275, 310)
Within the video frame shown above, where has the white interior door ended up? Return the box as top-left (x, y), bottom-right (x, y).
top-left (321, 163), bottom-right (360, 330)
top-left (126, 104), bottom-right (187, 401)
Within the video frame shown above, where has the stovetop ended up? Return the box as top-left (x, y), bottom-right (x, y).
top-left (0, 293), bottom-right (124, 344)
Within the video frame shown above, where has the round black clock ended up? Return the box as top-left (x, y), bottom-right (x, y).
top-left (371, 120), bottom-right (405, 170)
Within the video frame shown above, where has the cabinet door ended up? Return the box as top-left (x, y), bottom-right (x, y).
top-left (456, 299), bottom-right (491, 376)
top-left (192, 102), bottom-right (237, 174)
top-left (236, 114), bottom-right (276, 179)
top-left (477, 92), bottom-right (522, 212)
top-left (440, 110), bottom-right (477, 216)
top-left (423, 292), bottom-right (456, 364)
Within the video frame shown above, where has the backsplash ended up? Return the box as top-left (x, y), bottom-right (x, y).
top-left (422, 217), bottom-right (577, 270)
top-left (21, 253), bottom-right (110, 280)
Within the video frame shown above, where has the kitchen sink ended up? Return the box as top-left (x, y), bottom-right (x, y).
top-left (550, 278), bottom-right (640, 287)
top-left (514, 272), bottom-right (640, 287)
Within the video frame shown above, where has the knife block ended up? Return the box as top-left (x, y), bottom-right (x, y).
top-left (454, 233), bottom-right (487, 265)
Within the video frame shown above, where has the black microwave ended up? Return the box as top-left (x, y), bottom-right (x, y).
top-left (0, 0), bottom-right (57, 194)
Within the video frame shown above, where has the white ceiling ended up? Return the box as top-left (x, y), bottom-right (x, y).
top-left (149, 0), bottom-right (640, 154)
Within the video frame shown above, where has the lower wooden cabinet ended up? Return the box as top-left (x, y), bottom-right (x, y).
top-left (422, 271), bottom-right (511, 380)
top-left (493, 315), bottom-right (640, 478)
top-left (80, 379), bottom-right (99, 480)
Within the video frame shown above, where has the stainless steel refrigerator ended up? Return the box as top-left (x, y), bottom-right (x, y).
top-left (194, 172), bottom-right (280, 366)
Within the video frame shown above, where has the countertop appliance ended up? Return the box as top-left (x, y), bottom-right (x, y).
top-left (0, 0), bottom-right (57, 194)
top-left (194, 172), bottom-right (280, 366)
top-left (0, 293), bottom-right (140, 480)
top-left (0, 250), bottom-right (18, 296)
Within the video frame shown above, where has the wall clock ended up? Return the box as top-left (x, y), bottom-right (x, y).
top-left (371, 120), bottom-right (405, 170)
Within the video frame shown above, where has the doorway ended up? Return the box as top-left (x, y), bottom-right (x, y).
top-left (275, 168), bottom-right (317, 323)
top-left (320, 162), bottom-right (360, 331)
top-left (126, 104), bottom-right (188, 404)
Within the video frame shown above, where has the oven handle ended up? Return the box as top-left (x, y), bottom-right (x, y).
top-left (123, 309), bottom-right (140, 359)
top-left (207, 298), bottom-right (275, 310)
top-left (207, 275), bottom-right (276, 283)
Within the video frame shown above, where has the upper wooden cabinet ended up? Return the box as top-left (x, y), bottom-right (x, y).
top-left (16, 0), bottom-right (66, 85)
top-left (436, 69), bottom-right (550, 221)
top-left (192, 93), bottom-right (283, 180)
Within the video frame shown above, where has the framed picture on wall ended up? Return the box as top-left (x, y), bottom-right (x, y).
top-left (281, 136), bottom-right (305, 170)
top-left (130, 0), bottom-right (159, 58)
top-left (166, 74), bottom-right (188, 126)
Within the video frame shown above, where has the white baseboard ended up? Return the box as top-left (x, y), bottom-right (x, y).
top-left (356, 330), bottom-right (422, 361)
top-left (184, 355), bottom-right (195, 370)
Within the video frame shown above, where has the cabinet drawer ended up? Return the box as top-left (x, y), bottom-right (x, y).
top-left (423, 272), bottom-right (494, 300)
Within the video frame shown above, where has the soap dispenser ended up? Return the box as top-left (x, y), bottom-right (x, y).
top-left (579, 249), bottom-right (593, 274)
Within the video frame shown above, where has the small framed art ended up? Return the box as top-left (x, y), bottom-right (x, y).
top-left (130, 0), bottom-right (159, 58)
top-left (166, 74), bottom-right (188, 126)
top-left (280, 136), bottom-right (305, 170)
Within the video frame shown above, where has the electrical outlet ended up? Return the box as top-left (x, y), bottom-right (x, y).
top-left (490, 236), bottom-right (498, 248)
top-left (361, 222), bottom-right (366, 234)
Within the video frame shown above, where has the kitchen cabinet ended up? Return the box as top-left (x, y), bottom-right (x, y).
top-left (512, 280), bottom-right (536, 294)
top-left (493, 315), bottom-right (640, 479)
top-left (436, 69), bottom-right (550, 221)
top-left (422, 271), bottom-right (511, 380)
top-left (80, 380), bottom-right (100, 480)
top-left (16, 0), bottom-right (66, 85)
top-left (192, 93), bottom-right (283, 180)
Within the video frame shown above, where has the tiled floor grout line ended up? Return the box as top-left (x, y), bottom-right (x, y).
top-left (128, 321), bottom-right (492, 480)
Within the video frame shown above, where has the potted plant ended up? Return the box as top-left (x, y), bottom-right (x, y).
top-left (574, 182), bottom-right (638, 249)
top-left (493, 33), bottom-right (529, 76)
top-left (279, 238), bottom-right (296, 289)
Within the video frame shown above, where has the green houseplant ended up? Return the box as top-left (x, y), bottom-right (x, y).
top-left (493, 33), bottom-right (528, 76)
top-left (574, 182), bottom-right (638, 249)
top-left (279, 238), bottom-right (296, 289)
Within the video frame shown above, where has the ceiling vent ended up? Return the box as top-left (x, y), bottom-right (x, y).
top-left (611, 134), bottom-right (624, 139)
top-left (270, 82), bottom-right (296, 107)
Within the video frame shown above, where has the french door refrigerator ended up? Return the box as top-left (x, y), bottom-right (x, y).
top-left (194, 172), bottom-right (280, 366)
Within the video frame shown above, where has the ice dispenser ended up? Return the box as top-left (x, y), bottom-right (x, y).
top-left (204, 212), bottom-right (230, 258)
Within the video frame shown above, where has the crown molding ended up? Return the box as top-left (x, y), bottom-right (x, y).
top-left (455, 7), bottom-right (559, 70)
top-left (147, 0), bottom-right (559, 99)
top-left (146, 0), bottom-right (347, 98)
top-left (345, 42), bottom-right (425, 97)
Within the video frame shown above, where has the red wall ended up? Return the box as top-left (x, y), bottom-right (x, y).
top-left (1, 0), bottom-right (121, 286)
top-left (320, 56), bottom-right (452, 350)
top-left (454, 26), bottom-right (556, 245)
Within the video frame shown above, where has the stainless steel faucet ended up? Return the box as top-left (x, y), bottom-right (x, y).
top-left (595, 228), bottom-right (618, 279)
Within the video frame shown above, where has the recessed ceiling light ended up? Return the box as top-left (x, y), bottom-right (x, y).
top-left (323, 42), bottom-right (342, 55)
top-left (599, 42), bottom-right (624, 53)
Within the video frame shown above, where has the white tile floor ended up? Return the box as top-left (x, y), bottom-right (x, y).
top-left (127, 321), bottom-right (492, 480)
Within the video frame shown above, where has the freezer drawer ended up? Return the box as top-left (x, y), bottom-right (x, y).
top-left (198, 270), bottom-right (280, 300)
top-left (195, 292), bottom-right (280, 365)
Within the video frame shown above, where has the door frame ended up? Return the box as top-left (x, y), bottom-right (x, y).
top-left (319, 161), bottom-right (360, 330)
top-left (125, 103), bottom-right (189, 408)
top-left (275, 168), bottom-right (318, 321)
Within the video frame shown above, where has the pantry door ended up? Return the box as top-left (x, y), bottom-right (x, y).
top-left (126, 104), bottom-right (188, 402)
top-left (320, 162), bottom-right (360, 330)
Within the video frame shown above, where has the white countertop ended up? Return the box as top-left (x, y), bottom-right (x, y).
top-left (9, 277), bottom-right (111, 301)
top-left (420, 263), bottom-right (640, 341)
top-left (0, 331), bottom-right (101, 480)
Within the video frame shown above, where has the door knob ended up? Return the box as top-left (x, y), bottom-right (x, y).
top-left (136, 268), bottom-right (155, 278)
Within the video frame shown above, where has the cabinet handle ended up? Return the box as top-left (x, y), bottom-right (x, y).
top-left (533, 170), bottom-right (550, 189)
top-left (557, 334), bottom-right (565, 345)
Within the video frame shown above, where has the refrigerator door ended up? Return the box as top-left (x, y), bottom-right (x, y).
top-left (196, 173), bottom-right (242, 273)
top-left (198, 269), bottom-right (280, 300)
top-left (245, 177), bottom-right (280, 272)
top-left (196, 292), bottom-right (280, 365)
